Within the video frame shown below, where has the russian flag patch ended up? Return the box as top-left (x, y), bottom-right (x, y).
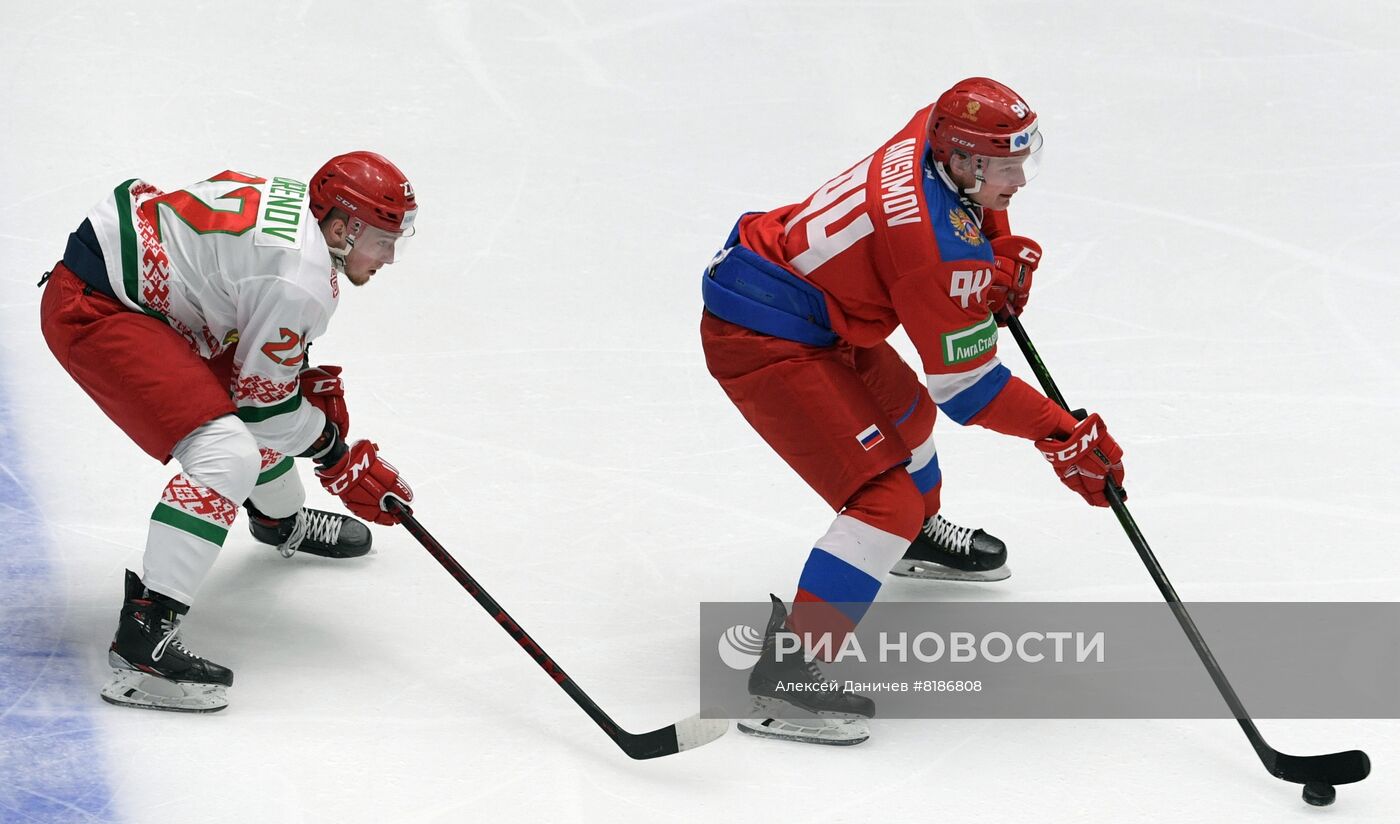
top-left (857, 424), bottom-right (885, 451)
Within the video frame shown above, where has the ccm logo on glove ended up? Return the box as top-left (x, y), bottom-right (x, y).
top-left (1034, 413), bottom-right (1125, 507)
top-left (1039, 421), bottom-right (1102, 463)
top-left (323, 451), bottom-right (372, 495)
top-left (308, 376), bottom-right (341, 394)
top-left (987, 235), bottom-right (1042, 321)
top-left (300, 364), bottom-right (349, 437)
top-left (316, 440), bottom-right (413, 525)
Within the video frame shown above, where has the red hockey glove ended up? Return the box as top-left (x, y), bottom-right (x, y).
top-left (315, 440), bottom-right (413, 525)
top-left (1034, 413), bottom-right (1125, 507)
top-left (301, 365), bottom-right (349, 438)
top-left (987, 235), bottom-right (1042, 323)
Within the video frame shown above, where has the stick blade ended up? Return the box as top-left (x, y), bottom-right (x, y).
top-left (1268, 749), bottom-right (1370, 786)
top-left (619, 713), bottom-right (729, 760)
top-left (673, 713), bottom-right (730, 752)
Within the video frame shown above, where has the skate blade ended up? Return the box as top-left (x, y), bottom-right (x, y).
top-left (100, 669), bottom-right (229, 713)
top-left (750, 695), bottom-right (872, 721)
top-left (737, 716), bottom-right (869, 746)
top-left (889, 559), bottom-right (1011, 582)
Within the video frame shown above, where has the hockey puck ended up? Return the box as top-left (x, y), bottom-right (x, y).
top-left (1302, 782), bottom-right (1336, 807)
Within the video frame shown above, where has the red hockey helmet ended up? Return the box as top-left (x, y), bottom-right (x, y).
top-left (310, 151), bottom-right (417, 236)
top-left (927, 78), bottom-right (1042, 185)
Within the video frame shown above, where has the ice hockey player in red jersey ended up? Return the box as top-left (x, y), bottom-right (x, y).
top-left (700, 78), bottom-right (1126, 744)
top-left (40, 152), bottom-right (418, 712)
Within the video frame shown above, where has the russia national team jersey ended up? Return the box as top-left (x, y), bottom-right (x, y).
top-left (82, 172), bottom-right (337, 455)
top-left (736, 105), bottom-right (1039, 429)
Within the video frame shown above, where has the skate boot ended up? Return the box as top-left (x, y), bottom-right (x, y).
top-left (247, 502), bottom-right (371, 559)
top-left (100, 570), bottom-right (233, 713)
top-left (890, 513), bottom-right (1010, 582)
top-left (736, 595), bottom-right (874, 746)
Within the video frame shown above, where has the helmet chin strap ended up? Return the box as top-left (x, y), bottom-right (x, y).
top-left (961, 155), bottom-right (988, 196)
top-left (326, 219), bottom-right (363, 274)
top-left (964, 171), bottom-right (985, 196)
top-left (933, 156), bottom-right (986, 210)
top-left (327, 243), bottom-right (350, 274)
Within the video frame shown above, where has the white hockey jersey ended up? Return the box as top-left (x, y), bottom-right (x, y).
top-left (83, 171), bottom-right (337, 455)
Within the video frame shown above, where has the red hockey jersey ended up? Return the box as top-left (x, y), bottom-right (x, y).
top-left (734, 106), bottom-right (1072, 439)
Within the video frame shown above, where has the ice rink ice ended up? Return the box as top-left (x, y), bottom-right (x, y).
top-left (3, 1), bottom-right (1398, 821)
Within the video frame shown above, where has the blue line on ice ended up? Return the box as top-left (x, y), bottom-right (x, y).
top-left (0, 380), bottom-right (115, 822)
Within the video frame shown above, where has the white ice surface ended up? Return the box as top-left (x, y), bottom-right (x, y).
top-left (2, 1), bottom-right (1398, 822)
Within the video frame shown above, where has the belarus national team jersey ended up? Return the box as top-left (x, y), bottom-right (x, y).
top-left (734, 105), bottom-right (1062, 436)
top-left (82, 171), bottom-right (337, 455)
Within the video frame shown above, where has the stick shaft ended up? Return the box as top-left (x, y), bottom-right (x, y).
top-left (390, 503), bottom-right (628, 745)
top-left (1002, 315), bottom-right (1273, 762)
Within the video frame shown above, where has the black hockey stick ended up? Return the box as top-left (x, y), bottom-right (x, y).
top-left (1002, 314), bottom-right (1370, 797)
top-left (387, 500), bottom-right (727, 759)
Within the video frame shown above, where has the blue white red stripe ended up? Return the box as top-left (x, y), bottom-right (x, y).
top-left (791, 514), bottom-right (908, 634)
top-left (905, 432), bottom-right (942, 494)
top-left (927, 360), bottom-right (1012, 425)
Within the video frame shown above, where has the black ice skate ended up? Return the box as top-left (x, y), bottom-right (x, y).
top-left (889, 513), bottom-right (1011, 583)
top-left (737, 594), bottom-right (874, 746)
top-left (100, 570), bottom-right (232, 713)
top-left (247, 502), bottom-right (372, 559)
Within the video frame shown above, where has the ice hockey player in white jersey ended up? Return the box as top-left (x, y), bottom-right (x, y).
top-left (39, 152), bottom-right (419, 712)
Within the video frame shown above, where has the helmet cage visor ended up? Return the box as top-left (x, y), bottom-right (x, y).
top-left (968, 128), bottom-right (1044, 187)
top-left (347, 217), bottom-right (414, 265)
